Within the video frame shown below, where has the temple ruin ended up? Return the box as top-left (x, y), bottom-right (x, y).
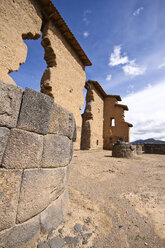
top-left (0, 0), bottom-right (92, 150)
top-left (0, 1), bottom-right (133, 246)
top-left (81, 80), bottom-right (133, 150)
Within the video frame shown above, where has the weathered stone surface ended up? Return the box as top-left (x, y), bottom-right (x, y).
top-left (40, 197), bottom-right (63, 234)
top-left (0, 169), bottom-right (22, 231)
top-left (0, 127), bottom-right (10, 164)
top-left (64, 236), bottom-right (79, 246)
top-left (42, 134), bottom-right (73, 168)
top-left (17, 168), bottom-right (65, 223)
top-left (37, 241), bottom-right (50, 248)
top-left (0, 216), bottom-right (40, 248)
top-left (144, 143), bottom-right (165, 154)
top-left (2, 128), bottom-right (43, 169)
top-left (112, 140), bottom-right (136, 158)
top-left (0, 81), bottom-right (23, 128)
top-left (48, 236), bottom-right (65, 248)
top-left (64, 164), bottom-right (70, 186)
top-left (49, 103), bottom-right (76, 140)
top-left (17, 88), bottom-right (54, 134)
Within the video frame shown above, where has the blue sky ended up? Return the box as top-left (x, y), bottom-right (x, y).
top-left (11, 0), bottom-right (165, 141)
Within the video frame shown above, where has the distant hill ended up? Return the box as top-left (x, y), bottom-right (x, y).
top-left (131, 138), bottom-right (165, 144)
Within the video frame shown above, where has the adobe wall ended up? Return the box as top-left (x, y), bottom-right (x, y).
top-left (41, 21), bottom-right (86, 150)
top-left (103, 97), bottom-right (130, 150)
top-left (81, 83), bottom-right (104, 150)
top-left (0, 81), bottom-right (75, 248)
top-left (0, 0), bottom-right (42, 85)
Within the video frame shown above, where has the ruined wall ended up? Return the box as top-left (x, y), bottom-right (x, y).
top-left (103, 97), bottom-right (130, 150)
top-left (0, 0), bottom-right (42, 85)
top-left (41, 21), bottom-right (86, 150)
top-left (144, 144), bottom-right (165, 154)
top-left (0, 81), bottom-right (75, 248)
top-left (81, 84), bottom-right (104, 150)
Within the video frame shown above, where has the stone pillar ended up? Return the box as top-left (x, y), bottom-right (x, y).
top-left (0, 82), bottom-right (75, 248)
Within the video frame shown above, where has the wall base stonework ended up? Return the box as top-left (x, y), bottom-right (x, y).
top-left (0, 82), bottom-right (75, 247)
top-left (112, 140), bottom-right (136, 158)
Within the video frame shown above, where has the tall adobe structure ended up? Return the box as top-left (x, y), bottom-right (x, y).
top-left (81, 80), bottom-right (133, 150)
top-left (0, 0), bottom-right (92, 150)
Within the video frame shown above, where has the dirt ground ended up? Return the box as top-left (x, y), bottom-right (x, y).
top-left (56, 150), bottom-right (165, 248)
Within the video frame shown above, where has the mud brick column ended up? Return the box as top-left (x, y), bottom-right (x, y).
top-left (0, 82), bottom-right (75, 248)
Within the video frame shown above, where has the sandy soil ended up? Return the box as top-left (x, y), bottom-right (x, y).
top-left (56, 150), bottom-right (165, 248)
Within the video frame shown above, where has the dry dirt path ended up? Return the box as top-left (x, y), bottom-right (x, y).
top-left (56, 150), bottom-right (165, 248)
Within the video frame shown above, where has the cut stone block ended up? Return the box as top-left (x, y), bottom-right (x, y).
top-left (0, 127), bottom-right (10, 164)
top-left (0, 81), bottom-right (23, 128)
top-left (42, 134), bottom-right (73, 168)
top-left (49, 103), bottom-right (76, 140)
top-left (0, 216), bottom-right (40, 248)
top-left (0, 169), bottom-right (22, 231)
top-left (16, 168), bottom-right (65, 223)
top-left (2, 128), bottom-right (43, 169)
top-left (48, 236), bottom-right (65, 248)
top-left (40, 197), bottom-right (63, 234)
top-left (17, 87), bottom-right (54, 134)
top-left (37, 242), bottom-right (50, 248)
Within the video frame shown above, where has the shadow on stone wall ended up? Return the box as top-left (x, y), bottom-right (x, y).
top-left (0, 81), bottom-right (76, 248)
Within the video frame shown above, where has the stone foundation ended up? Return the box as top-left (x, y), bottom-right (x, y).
top-left (112, 140), bottom-right (136, 158)
top-left (0, 81), bottom-right (75, 248)
top-left (144, 143), bottom-right (165, 154)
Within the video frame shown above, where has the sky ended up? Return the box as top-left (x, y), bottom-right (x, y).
top-left (10, 0), bottom-right (165, 141)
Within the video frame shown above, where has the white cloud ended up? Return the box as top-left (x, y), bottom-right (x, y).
top-left (83, 10), bottom-right (92, 25)
top-left (109, 46), bottom-right (129, 66)
top-left (158, 62), bottom-right (165, 69)
top-left (109, 46), bottom-right (146, 77)
top-left (106, 74), bottom-right (112, 81)
top-left (122, 60), bottom-right (146, 76)
top-left (133, 7), bottom-right (144, 16)
top-left (123, 81), bottom-right (165, 141)
top-left (83, 32), bottom-right (89, 38)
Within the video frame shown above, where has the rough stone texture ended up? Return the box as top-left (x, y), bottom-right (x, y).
top-left (40, 197), bottom-right (63, 234)
top-left (112, 140), bottom-right (136, 158)
top-left (42, 134), bottom-right (73, 168)
top-left (17, 88), bottom-right (54, 135)
top-left (0, 81), bottom-right (23, 128)
top-left (0, 169), bottom-right (22, 231)
top-left (2, 128), bottom-right (43, 169)
top-left (0, 216), bottom-right (40, 248)
top-left (37, 242), bottom-right (50, 248)
top-left (0, 127), bottom-right (10, 164)
top-left (16, 168), bottom-right (66, 223)
top-left (48, 236), bottom-right (65, 248)
top-left (41, 21), bottom-right (86, 149)
top-left (0, 0), bottom-right (42, 85)
top-left (144, 143), bottom-right (165, 154)
top-left (49, 102), bottom-right (76, 140)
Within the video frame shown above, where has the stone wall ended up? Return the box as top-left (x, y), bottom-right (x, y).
top-left (41, 21), bottom-right (86, 150)
top-left (81, 82), bottom-right (104, 150)
top-left (144, 144), bottom-right (165, 154)
top-left (0, 81), bottom-right (75, 248)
